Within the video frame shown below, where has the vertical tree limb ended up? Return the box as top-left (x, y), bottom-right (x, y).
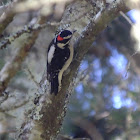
top-left (25, 1), bottom-right (129, 140)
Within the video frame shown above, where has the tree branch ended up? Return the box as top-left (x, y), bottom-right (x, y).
top-left (17, 1), bottom-right (130, 140)
top-left (0, 24), bottom-right (46, 49)
top-left (0, 0), bottom-right (22, 35)
top-left (0, 31), bottom-right (39, 95)
top-left (73, 117), bottom-right (104, 140)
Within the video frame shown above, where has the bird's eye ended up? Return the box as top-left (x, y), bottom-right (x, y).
top-left (57, 35), bottom-right (64, 41)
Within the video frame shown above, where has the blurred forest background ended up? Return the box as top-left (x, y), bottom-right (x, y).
top-left (0, 0), bottom-right (140, 140)
top-left (61, 11), bottom-right (140, 140)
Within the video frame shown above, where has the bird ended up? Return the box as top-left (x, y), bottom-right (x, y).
top-left (47, 29), bottom-right (76, 95)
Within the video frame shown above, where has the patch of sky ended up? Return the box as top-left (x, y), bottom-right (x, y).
top-left (122, 98), bottom-right (133, 108)
top-left (75, 83), bottom-right (83, 94)
top-left (79, 60), bottom-right (89, 71)
top-left (85, 92), bottom-right (94, 99)
top-left (127, 82), bottom-right (135, 91)
top-left (92, 59), bottom-right (102, 83)
top-left (112, 88), bottom-right (123, 109)
top-left (109, 49), bottom-right (127, 75)
top-left (128, 9), bottom-right (140, 23)
top-left (89, 110), bottom-right (96, 116)
top-left (105, 42), bottom-right (128, 76)
top-left (112, 87), bottom-right (135, 109)
top-left (75, 83), bottom-right (84, 99)
top-left (82, 100), bottom-right (90, 110)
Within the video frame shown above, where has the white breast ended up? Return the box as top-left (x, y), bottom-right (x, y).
top-left (48, 45), bottom-right (55, 63)
top-left (58, 45), bottom-right (74, 91)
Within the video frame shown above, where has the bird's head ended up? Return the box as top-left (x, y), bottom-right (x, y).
top-left (55, 30), bottom-right (76, 48)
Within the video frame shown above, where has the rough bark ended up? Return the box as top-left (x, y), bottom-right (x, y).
top-left (19, 1), bottom-right (129, 140)
top-left (0, 0), bottom-right (131, 140)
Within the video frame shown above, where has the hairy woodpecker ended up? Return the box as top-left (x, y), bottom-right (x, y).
top-left (47, 30), bottom-right (76, 95)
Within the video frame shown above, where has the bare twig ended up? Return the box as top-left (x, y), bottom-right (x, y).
top-left (0, 31), bottom-right (39, 95)
top-left (0, 99), bottom-right (29, 112)
top-left (73, 117), bottom-right (104, 140)
top-left (0, 0), bottom-right (22, 35)
top-left (0, 24), bottom-right (46, 49)
top-left (119, 11), bottom-right (139, 78)
top-left (78, 64), bottom-right (93, 83)
top-left (0, 8), bottom-right (91, 50)
top-left (57, 134), bottom-right (90, 140)
top-left (125, 51), bottom-right (138, 78)
top-left (26, 66), bottom-right (40, 87)
top-left (120, 11), bottom-right (133, 26)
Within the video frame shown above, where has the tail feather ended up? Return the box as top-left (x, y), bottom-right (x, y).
top-left (50, 74), bottom-right (59, 95)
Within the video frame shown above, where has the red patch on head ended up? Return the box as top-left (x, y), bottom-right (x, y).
top-left (57, 35), bottom-right (64, 41)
